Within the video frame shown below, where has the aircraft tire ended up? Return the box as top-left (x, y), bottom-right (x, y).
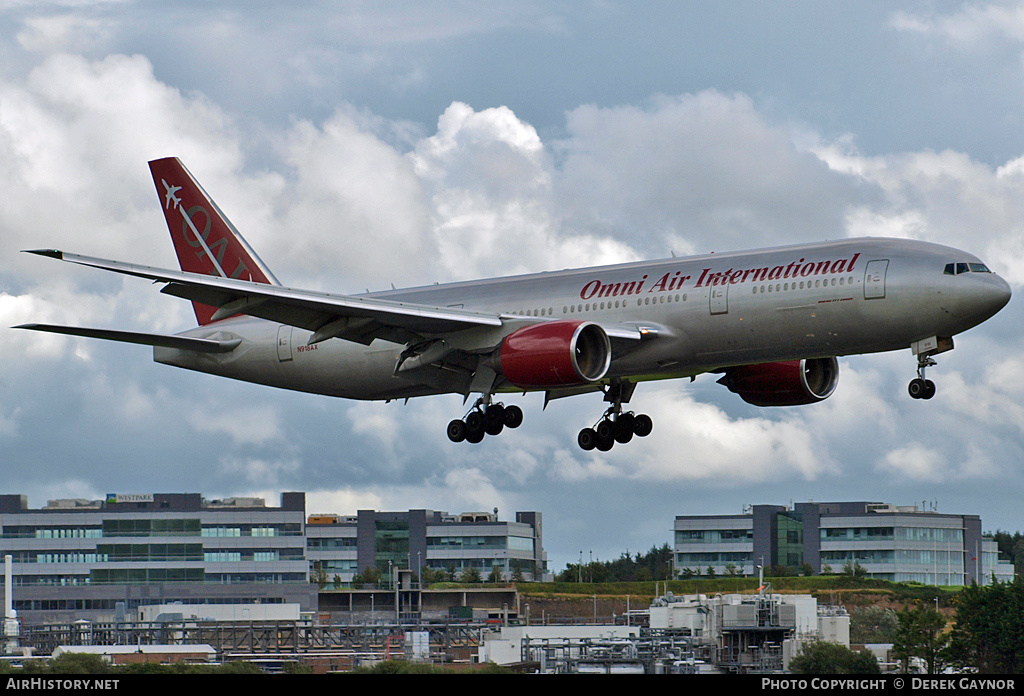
top-left (447, 419), bottom-right (467, 443)
top-left (466, 428), bottom-right (485, 444)
top-left (908, 379), bottom-right (926, 399)
top-left (633, 414), bottom-right (653, 437)
top-left (596, 419), bottom-right (615, 441)
top-left (485, 404), bottom-right (505, 427)
top-left (614, 414), bottom-right (635, 444)
top-left (595, 434), bottom-right (614, 451)
top-left (466, 410), bottom-right (484, 432)
top-left (504, 405), bottom-right (524, 428)
top-left (578, 428), bottom-right (598, 451)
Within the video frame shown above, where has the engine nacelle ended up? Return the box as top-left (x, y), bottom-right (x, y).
top-left (495, 321), bottom-right (611, 388)
top-left (717, 357), bottom-right (839, 407)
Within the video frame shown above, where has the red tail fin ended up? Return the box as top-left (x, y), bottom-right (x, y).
top-left (149, 157), bottom-right (278, 325)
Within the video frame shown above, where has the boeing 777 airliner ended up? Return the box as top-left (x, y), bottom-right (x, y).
top-left (16, 158), bottom-right (1012, 450)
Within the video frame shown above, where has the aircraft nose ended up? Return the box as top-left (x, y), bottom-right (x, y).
top-left (973, 273), bottom-right (1012, 319)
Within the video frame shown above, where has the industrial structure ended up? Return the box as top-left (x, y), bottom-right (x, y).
top-left (672, 500), bottom-right (1015, 585)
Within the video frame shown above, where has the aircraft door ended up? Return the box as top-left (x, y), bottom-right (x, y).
top-left (277, 325), bottom-right (294, 362)
top-left (710, 283), bottom-right (729, 315)
top-left (864, 259), bottom-right (889, 300)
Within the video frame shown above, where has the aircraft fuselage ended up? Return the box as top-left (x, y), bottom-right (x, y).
top-left (155, 237), bottom-right (1011, 400)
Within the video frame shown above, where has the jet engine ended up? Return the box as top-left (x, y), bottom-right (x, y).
top-left (495, 321), bottom-right (611, 388)
top-left (717, 357), bottom-right (839, 407)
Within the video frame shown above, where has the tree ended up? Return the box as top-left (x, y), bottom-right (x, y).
top-left (556, 544), bottom-right (673, 582)
top-left (850, 606), bottom-right (899, 644)
top-left (789, 642), bottom-right (880, 674)
top-left (842, 560), bottom-right (867, 577)
top-left (48, 653), bottom-right (115, 675)
top-left (310, 561), bottom-right (328, 589)
top-left (487, 564), bottom-right (504, 583)
top-left (460, 567), bottom-right (482, 583)
top-left (353, 565), bottom-right (382, 586)
top-left (947, 577), bottom-right (1024, 673)
top-left (893, 604), bottom-right (949, 674)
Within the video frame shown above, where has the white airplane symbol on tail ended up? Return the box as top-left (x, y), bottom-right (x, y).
top-left (161, 179), bottom-right (182, 210)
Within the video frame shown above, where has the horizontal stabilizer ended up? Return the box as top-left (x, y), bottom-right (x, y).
top-left (13, 324), bottom-right (240, 353)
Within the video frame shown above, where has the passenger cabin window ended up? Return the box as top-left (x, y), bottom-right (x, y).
top-left (944, 262), bottom-right (992, 275)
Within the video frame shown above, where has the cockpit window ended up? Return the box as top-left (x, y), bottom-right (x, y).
top-left (945, 262), bottom-right (992, 275)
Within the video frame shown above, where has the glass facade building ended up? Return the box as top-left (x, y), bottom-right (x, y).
top-left (306, 509), bottom-right (548, 583)
top-left (0, 493), bottom-right (315, 624)
top-left (673, 501), bottom-right (1014, 585)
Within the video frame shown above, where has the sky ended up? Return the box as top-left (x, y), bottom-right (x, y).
top-left (3, 0), bottom-right (1024, 573)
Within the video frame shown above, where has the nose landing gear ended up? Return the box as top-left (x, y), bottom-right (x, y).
top-left (908, 337), bottom-right (954, 400)
top-left (908, 355), bottom-right (937, 400)
top-left (447, 399), bottom-right (524, 444)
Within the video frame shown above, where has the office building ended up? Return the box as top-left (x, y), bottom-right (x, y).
top-left (0, 492), bottom-right (315, 624)
top-left (673, 501), bottom-right (1014, 585)
top-left (306, 509), bottom-right (548, 583)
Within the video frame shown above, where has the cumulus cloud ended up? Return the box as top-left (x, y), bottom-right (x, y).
top-left (811, 138), bottom-right (1024, 282)
top-left (4, 12), bottom-right (1024, 568)
top-left (618, 388), bottom-right (837, 483)
top-left (555, 92), bottom-right (860, 255)
top-left (889, 2), bottom-right (1024, 48)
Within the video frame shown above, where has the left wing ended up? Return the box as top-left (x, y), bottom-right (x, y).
top-left (25, 249), bottom-right (504, 346)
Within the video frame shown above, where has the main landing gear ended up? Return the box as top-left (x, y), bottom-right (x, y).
top-left (908, 355), bottom-right (937, 400)
top-left (577, 409), bottom-right (652, 451)
top-left (577, 381), bottom-right (652, 451)
top-left (447, 399), bottom-right (524, 444)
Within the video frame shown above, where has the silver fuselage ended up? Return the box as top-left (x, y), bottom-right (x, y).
top-left (154, 237), bottom-right (1011, 400)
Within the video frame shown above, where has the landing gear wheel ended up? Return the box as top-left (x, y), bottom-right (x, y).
top-left (577, 382), bottom-right (653, 450)
top-left (465, 410), bottom-right (484, 432)
top-left (485, 403), bottom-right (505, 426)
top-left (503, 404), bottom-right (524, 429)
top-left (908, 378), bottom-right (936, 400)
top-left (613, 417), bottom-right (634, 444)
top-left (446, 400), bottom-right (525, 444)
top-left (446, 419), bottom-right (467, 443)
top-left (578, 428), bottom-right (598, 451)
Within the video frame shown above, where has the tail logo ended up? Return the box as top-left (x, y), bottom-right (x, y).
top-left (161, 179), bottom-right (183, 211)
top-left (161, 177), bottom-right (248, 280)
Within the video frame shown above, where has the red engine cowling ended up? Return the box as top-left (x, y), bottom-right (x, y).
top-left (717, 357), bottom-right (839, 406)
top-left (496, 321), bottom-right (611, 388)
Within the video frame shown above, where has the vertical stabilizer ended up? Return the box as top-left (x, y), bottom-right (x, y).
top-left (149, 157), bottom-right (279, 325)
